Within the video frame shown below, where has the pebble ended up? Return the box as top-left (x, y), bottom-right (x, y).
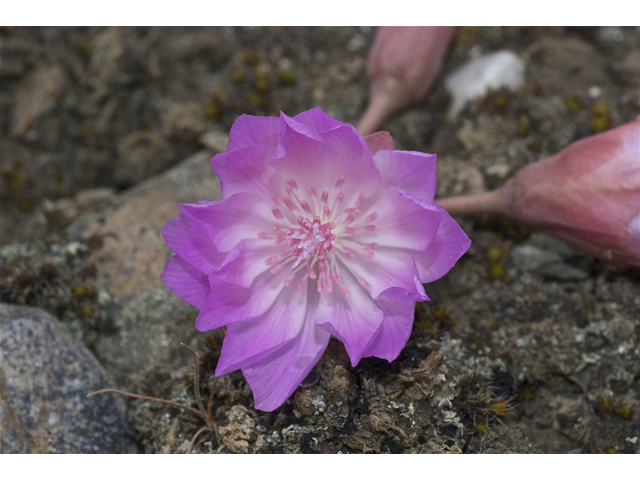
top-left (445, 50), bottom-right (525, 119)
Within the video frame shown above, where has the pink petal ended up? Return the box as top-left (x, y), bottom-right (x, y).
top-left (364, 131), bottom-right (395, 155)
top-left (313, 268), bottom-right (384, 366)
top-left (161, 214), bottom-right (227, 274)
top-left (319, 124), bottom-right (382, 195)
top-left (215, 281), bottom-right (314, 376)
top-left (194, 267), bottom-right (290, 331)
top-left (226, 114), bottom-right (280, 152)
top-left (269, 113), bottom-right (338, 191)
top-left (361, 299), bottom-right (416, 362)
top-left (161, 255), bottom-right (210, 308)
top-left (374, 149), bottom-right (437, 203)
top-left (346, 251), bottom-right (428, 302)
top-left (362, 187), bottom-right (442, 251)
top-left (215, 238), bottom-right (282, 288)
top-left (293, 107), bottom-right (344, 133)
top-left (211, 143), bottom-right (277, 200)
top-left (242, 317), bottom-right (330, 412)
top-left (412, 204), bottom-right (471, 283)
top-left (179, 192), bottom-right (275, 252)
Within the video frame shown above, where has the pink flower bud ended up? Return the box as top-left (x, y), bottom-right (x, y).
top-left (438, 117), bottom-right (640, 267)
top-left (357, 27), bottom-right (455, 136)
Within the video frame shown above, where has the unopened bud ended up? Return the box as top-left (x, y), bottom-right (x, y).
top-left (357, 27), bottom-right (455, 136)
top-left (438, 117), bottom-right (640, 267)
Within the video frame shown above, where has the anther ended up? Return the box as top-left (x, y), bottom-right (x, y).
top-left (305, 263), bottom-right (317, 279)
top-left (257, 232), bottom-right (273, 240)
top-left (281, 197), bottom-right (296, 211)
top-left (358, 277), bottom-right (373, 292)
top-left (274, 233), bottom-right (287, 244)
top-left (343, 249), bottom-right (357, 258)
top-left (337, 192), bottom-right (345, 203)
top-left (286, 178), bottom-right (298, 189)
top-left (344, 227), bottom-right (359, 236)
top-left (265, 255), bottom-right (279, 266)
top-left (363, 250), bottom-right (375, 259)
top-left (323, 206), bottom-right (331, 216)
top-left (271, 206), bottom-right (284, 220)
top-left (300, 200), bottom-right (312, 214)
top-left (365, 212), bottom-right (378, 222)
top-left (364, 225), bottom-right (378, 232)
top-left (279, 248), bottom-right (292, 257)
top-left (335, 177), bottom-right (345, 189)
top-left (284, 272), bottom-right (296, 287)
top-left (355, 193), bottom-right (366, 209)
top-left (297, 277), bottom-right (306, 289)
top-left (270, 264), bottom-right (285, 274)
top-left (306, 186), bottom-right (316, 196)
top-left (365, 242), bottom-right (378, 250)
top-left (321, 190), bottom-right (329, 203)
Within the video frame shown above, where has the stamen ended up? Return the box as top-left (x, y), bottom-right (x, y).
top-left (306, 186), bottom-right (316, 196)
top-left (279, 248), bottom-right (292, 257)
top-left (274, 233), bottom-right (287, 244)
top-left (365, 212), bottom-right (378, 222)
top-left (365, 242), bottom-right (378, 250)
top-left (286, 178), bottom-right (298, 190)
top-left (321, 190), bottom-right (328, 203)
top-left (345, 208), bottom-right (360, 214)
top-left (335, 177), bottom-right (345, 189)
top-left (270, 264), bottom-right (285, 274)
top-left (343, 249), bottom-right (357, 258)
top-left (284, 272), bottom-right (296, 287)
top-left (257, 232), bottom-right (273, 239)
top-left (337, 192), bottom-right (345, 203)
top-left (363, 250), bottom-right (375, 258)
top-left (270, 194), bottom-right (282, 206)
top-left (297, 277), bottom-right (306, 289)
top-left (323, 206), bottom-right (331, 216)
top-left (281, 197), bottom-right (296, 211)
top-left (358, 277), bottom-right (373, 292)
top-left (299, 200), bottom-right (312, 214)
top-left (265, 255), bottom-right (279, 266)
top-left (355, 193), bottom-right (366, 209)
top-left (271, 206), bottom-right (284, 220)
top-left (305, 263), bottom-right (317, 279)
top-left (364, 225), bottom-right (378, 232)
top-left (344, 227), bottom-right (359, 235)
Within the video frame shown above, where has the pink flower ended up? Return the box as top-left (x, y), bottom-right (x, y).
top-left (438, 116), bottom-right (640, 268)
top-left (161, 108), bottom-right (470, 411)
top-left (358, 27), bottom-right (455, 136)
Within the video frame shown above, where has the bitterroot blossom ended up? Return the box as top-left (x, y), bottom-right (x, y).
top-left (357, 26), bottom-right (455, 136)
top-left (161, 108), bottom-right (470, 411)
top-left (438, 116), bottom-right (640, 268)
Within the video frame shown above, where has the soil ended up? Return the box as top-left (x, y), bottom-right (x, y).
top-left (1, 26), bottom-right (638, 454)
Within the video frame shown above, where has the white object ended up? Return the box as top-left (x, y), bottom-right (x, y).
top-left (445, 50), bottom-right (526, 119)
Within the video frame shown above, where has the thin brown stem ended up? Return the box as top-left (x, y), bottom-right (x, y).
top-left (436, 190), bottom-right (503, 217)
top-left (88, 389), bottom-right (208, 422)
top-left (187, 425), bottom-right (211, 454)
top-left (181, 343), bottom-right (206, 415)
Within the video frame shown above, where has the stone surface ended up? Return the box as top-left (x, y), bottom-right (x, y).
top-left (115, 130), bottom-right (175, 187)
top-left (11, 64), bottom-right (67, 138)
top-left (68, 149), bottom-right (221, 384)
top-left (0, 303), bottom-right (137, 453)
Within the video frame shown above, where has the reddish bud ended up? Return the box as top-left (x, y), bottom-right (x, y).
top-left (357, 27), bottom-right (455, 136)
top-left (438, 117), bottom-right (640, 267)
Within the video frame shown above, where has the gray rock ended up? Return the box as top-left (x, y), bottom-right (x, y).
top-left (199, 130), bottom-right (230, 153)
top-left (0, 304), bottom-right (137, 453)
top-left (511, 243), bottom-right (588, 281)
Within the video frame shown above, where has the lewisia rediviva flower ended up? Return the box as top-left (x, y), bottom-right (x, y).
top-left (161, 108), bottom-right (470, 411)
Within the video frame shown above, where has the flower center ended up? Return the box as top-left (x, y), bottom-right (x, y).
top-left (257, 176), bottom-right (379, 296)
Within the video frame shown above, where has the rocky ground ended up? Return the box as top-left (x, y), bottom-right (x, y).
top-left (1, 26), bottom-right (638, 454)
